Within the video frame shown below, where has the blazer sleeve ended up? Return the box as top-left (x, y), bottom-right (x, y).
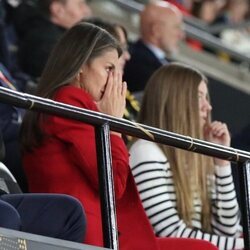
top-left (48, 88), bottom-right (129, 199)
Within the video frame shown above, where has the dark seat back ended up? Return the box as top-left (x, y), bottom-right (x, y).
top-left (0, 130), bottom-right (5, 161)
top-left (0, 162), bottom-right (22, 194)
top-left (0, 130), bottom-right (22, 194)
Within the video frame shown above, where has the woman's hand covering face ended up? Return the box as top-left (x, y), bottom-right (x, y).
top-left (96, 69), bottom-right (127, 118)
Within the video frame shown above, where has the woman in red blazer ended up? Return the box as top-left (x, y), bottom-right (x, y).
top-left (20, 22), bottom-right (217, 250)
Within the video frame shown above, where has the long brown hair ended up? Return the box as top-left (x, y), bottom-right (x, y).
top-left (20, 22), bottom-right (122, 151)
top-left (139, 63), bottom-right (214, 232)
top-left (83, 17), bottom-right (128, 50)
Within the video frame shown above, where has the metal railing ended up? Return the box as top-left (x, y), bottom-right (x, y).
top-left (0, 86), bottom-right (250, 249)
top-left (182, 14), bottom-right (250, 35)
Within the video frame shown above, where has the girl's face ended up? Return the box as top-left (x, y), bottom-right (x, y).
top-left (198, 80), bottom-right (212, 128)
top-left (79, 49), bottom-right (119, 101)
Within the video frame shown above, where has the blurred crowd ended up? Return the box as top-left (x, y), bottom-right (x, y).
top-left (167, 0), bottom-right (250, 54)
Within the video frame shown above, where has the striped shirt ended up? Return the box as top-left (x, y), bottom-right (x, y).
top-left (129, 139), bottom-right (244, 250)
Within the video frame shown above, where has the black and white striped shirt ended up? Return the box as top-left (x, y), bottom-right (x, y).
top-left (129, 139), bottom-right (243, 250)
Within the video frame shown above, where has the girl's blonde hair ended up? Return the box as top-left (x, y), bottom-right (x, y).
top-left (139, 63), bottom-right (214, 231)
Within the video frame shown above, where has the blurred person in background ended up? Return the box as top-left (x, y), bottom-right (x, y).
top-left (0, 62), bottom-right (28, 192)
top-left (187, 0), bottom-right (225, 51)
top-left (191, 0), bottom-right (222, 24)
top-left (124, 1), bottom-right (184, 96)
top-left (214, 0), bottom-right (250, 55)
top-left (0, 0), bottom-right (33, 91)
top-left (215, 0), bottom-right (249, 24)
top-left (18, 0), bottom-right (92, 79)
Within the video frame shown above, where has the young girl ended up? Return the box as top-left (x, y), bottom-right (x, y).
top-left (129, 63), bottom-right (243, 250)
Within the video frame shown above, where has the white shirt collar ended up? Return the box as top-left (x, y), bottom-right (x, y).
top-left (144, 42), bottom-right (166, 61)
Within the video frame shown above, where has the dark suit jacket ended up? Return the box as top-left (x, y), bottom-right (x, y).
top-left (18, 15), bottom-right (65, 78)
top-left (0, 63), bottom-right (22, 141)
top-left (0, 130), bottom-right (5, 161)
top-left (124, 40), bottom-right (167, 93)
top-left (0, 63), bottom-right (28, 192)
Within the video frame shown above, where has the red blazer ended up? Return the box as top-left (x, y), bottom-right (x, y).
top-left (23, 86), bottom-right (159, 249)
top-left (23, 86), bottom-right (218, 250)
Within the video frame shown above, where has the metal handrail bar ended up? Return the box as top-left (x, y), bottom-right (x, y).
top-left (183, 15), bottom-right (250, 35)
top-left (184, 23), bottom-right (250, 63)
top-left (1, 87), bottom-right (250, 161)
top-left (110, 0), bottom-right (143, 12)
top-left (1, 86), bottom-right (250, 249)
top-left (207, 20), bottom-right (250, 34)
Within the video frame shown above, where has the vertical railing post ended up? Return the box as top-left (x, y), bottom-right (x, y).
top-left (238, 160), bottom-right (250, 250)
top-left (95, 123), bottom-right (118, 250)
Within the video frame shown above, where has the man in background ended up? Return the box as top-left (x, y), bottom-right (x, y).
top-left (124, 1), bottom-right (184, 95)
top-left (18, 0), bottom-right (92, 78)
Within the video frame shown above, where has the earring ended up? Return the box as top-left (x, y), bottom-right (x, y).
top-left (77, 69), bottom-right (83, 80)
top-left (76, 70), bottom-right (84, 89)
top-left (76, 73), bottom-right (80, 82)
